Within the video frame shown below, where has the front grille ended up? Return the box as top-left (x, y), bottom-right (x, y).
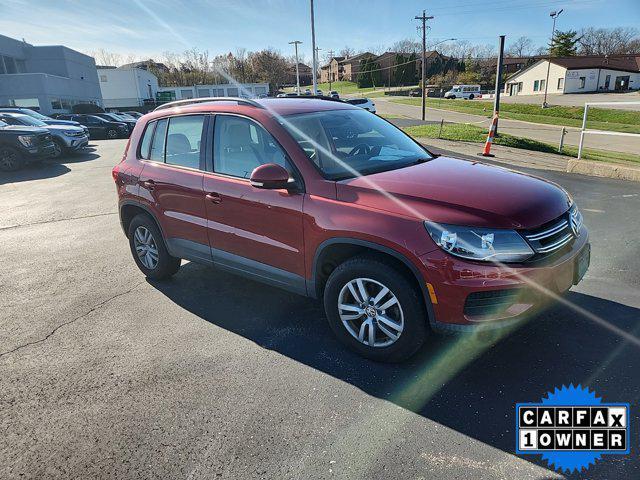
top-left (522, 206), bottom-right (582, 259)
top-left (464, 289), bottom-right (523, 318)
top-left (37, 133), bottom-right (52, 144)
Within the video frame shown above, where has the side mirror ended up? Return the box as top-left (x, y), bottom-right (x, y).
top-left (250, 163), bottom-right (292, 190)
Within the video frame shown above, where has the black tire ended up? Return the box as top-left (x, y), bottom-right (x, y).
top-left (106, 128), bottom-right (118, 140)
top-left (449, 95), bottom-right (456, 99)
top-left (323, 256), bottom-right (427, 362)
top-left (468, 94), bottom-right (474, 100)
top-left (51, 139), bottom-right (65, 158)
top-left (128, 214), bottom-right (181, 280)
top-left (0, 146), bottom-right (24, 172)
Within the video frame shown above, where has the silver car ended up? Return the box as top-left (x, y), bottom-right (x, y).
top-left (0, 113), bottom-right (89, 158)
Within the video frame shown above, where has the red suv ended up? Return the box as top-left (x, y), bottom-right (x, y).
top-left (113, 97), bottom-right (589, 362)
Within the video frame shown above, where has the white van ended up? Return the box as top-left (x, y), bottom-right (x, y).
top-left (444, 85), bottom-right (481, 100)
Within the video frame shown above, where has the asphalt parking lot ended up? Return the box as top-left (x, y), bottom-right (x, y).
top-left (1, 140), bottom-right (639, 479)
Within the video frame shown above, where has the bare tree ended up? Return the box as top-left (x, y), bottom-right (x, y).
top-left (506, 36), bottom-right (535, 57)
top-left (91, 48), bottom-right (124, 67)
top-left (339, 46), bottom-right (356, 58)
top-left (392, 38), bottom-right (421, 54)
top-left (578, 27), bottom-right (640, 55)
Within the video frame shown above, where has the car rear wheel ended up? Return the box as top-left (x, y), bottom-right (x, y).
top-left (106, 128), bottom-right (118, 139)
top-left (323, 256), bottom-right (427, 362)
top-left (128, 214), bottom-right (181, 280)
top-left (468, 94), bottom-right (474, 100)
top-left (0, 146), bottom-right (23, 172)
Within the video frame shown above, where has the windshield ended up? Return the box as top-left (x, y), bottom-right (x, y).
top-left (0, 119), bottom-right (7, 127)
top-left (19, 109), bottom-right (50, 121)
top-left (14, 115), bottom-right (47, 127)
top-left (282, 109), bottom-right (432, 179)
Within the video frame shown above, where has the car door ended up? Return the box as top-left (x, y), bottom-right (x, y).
top-left (202, 114), bottom-right (306, 294)
top-left (138, 114), bottom-right (211, 264)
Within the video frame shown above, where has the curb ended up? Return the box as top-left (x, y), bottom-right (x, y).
top-left (566, 159), bottom-right (640, 182)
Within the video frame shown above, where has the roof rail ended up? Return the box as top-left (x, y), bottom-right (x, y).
top-left (153, 97), bottom-right (263, 112)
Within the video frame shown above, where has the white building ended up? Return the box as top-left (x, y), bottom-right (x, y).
top-left (157, 83), bottom-right (269, 101)
top-left (505, 55), bottom-right (640, 96)
top-left (0, 34), bottom-right (102, 114)
top-left (98, 67), bottom-right (159, 108)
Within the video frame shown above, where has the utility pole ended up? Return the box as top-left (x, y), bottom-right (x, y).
top-left (310, 0), bottom-right (318, 95)
top-left (315, 46), bottom-right (322, 93)
top-left (493, 35), bottom-right (505, 135)
top-left (543, 9), bottom-right (563, 108)
top-left (289, 40), bottom-right (302, 95)
top-left (415, 10), bottom-right (434, 121)
top-left (327, 49), bottom-right (334, 92)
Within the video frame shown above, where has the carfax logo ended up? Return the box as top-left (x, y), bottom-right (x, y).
top-left (516, 384), bottom-right (630, 474)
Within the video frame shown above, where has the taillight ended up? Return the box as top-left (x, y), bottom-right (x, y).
top-left (112, 164), bottom-right (120, 182)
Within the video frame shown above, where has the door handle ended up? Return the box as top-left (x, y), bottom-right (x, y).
top-left (141, 180), bottom-right (155, 191)
top-left (206, 192), bottom-right (222, 204)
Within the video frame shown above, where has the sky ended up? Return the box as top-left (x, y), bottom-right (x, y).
top-left (2, 0), bottom-right (639, 64)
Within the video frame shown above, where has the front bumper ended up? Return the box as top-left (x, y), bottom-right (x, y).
top-left (24, 141), bottom-right (56, 159)
top-left (418, 226), bottom-right (590, 331)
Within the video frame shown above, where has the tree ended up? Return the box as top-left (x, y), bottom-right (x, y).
top-left (506, 36), bottom-right (534, 57)
top-left (578, 27), bottom-right (640, 55)
top-left (357, 58), bottom-right (381, 88)
top-left (247, 49), bottom-right (290, 90)
top-left (550, 30), bottom-right (579, 57)
top-left (393, 53), bottom-right (417, 86)
top-left (392, 38), bottom-right (421, 55)
top-left (339, 46), bottom-right (356, 58)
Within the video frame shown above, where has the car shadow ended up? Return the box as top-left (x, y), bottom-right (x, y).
top-left (0, 148), bottom-right (101, 185)
top-left (149, 261), bottom-right (640, 479)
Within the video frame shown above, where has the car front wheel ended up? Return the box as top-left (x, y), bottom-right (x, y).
top-left (0, 146), bottom-right (23, 171)
top-left (128, 214), bottom-right (181, 280)
top-left (51, 140), bottom-right (64, 158)
top-left (106, 128), bottom-right (118, 139)
top-left (323, 256), bottom-right (427, 362)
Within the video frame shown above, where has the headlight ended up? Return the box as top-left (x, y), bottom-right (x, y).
top-left (424, 221), bottom-right (534, 263)
top-left (17, 135), bottom-right (36, 148)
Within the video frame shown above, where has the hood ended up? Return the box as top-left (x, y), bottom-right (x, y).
top-left (336, 156), bottom-right (571, 230)
top-left (1, 125), bottom-right (49, 135)
top-left (45, 124), bottom-right (85, 133)
top-left (43, 119), bottom-right (80, 126)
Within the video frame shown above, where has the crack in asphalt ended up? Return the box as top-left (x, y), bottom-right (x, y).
top-left (0, 281), bottom-right (145, 359)
top-left (0, 211), bottom-right (117, 231)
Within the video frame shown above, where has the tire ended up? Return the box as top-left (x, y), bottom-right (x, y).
top-left (449, 95), bottom-right (455, 99)
top-left (0, 146), bottom-right (24, 172)
top-left (323, 256), bottom-right (427, 362)
top-left (468, 94), bottom-right (474, 100)
top-left (51, 139), bottom-right (64, 158)
top-left (128, 214), bottom-right (181, 280)
top-left (106, 128), bottom-right (118, 140)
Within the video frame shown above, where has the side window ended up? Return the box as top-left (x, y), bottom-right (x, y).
top-left (165, 115), bottom-right (205, 169)
top-left (139, 121), bottom-right (156, 159)
top-left (149, 118), bottom-right (168, 162)
top-left (213, 115), bottom-right (290, 179)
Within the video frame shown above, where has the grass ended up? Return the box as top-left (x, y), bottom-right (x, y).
top-left (402, 123), bottom-right (640, 165)
top-left (392, 97), bottom-right (640, 134)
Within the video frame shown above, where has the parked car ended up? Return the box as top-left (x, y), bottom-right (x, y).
top-left (329, 90), bottom-right (340, 99)
top-left (0, 118), bottom-right (55, 171)
top-left (346, 97), bottom-right (376, 113)
top-left (444, 84), bottom-right (481, 99)
top-left (55, 114), bottom-right (128, 139)
top-left (123, 111), bottom-right (144, 119)
top-left (113, 97), bottom-right (590, 362)
top-left (0, 112), bottom-right (88, 158)
top-left (0, 108), bottom-right (90, 138)
top-left (94, 113), bottom-right (136, 135)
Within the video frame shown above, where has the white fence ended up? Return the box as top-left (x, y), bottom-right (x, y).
top-left (578, 101), bottom-right (640, 159)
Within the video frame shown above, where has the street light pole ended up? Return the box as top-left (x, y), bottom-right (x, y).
top-left (310, 0), bottom-right (318, 95)
top-left (415, 10), bottom-right (434, 122)
top-left (543, 9), bottom-right (563, 108)
top-left (289, 40), bottom-right (302, 95)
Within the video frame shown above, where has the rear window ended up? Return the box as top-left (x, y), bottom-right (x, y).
top-left (149, 119), bottom-right (168, 162)
top-left (348, 99), bottom-right (367, 105)
top-left (139, 121), bottom-right (156, 159)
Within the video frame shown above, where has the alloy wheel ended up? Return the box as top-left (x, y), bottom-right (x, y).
top-left (337, 277), bottom-right (404, 347)
top-left (133, 226), bottom-right (159, 269)
top-left (107, 129), bottom-right (117, 139)
top-left (0, 148), bottom-right (19, 171)
top-left (51, 142), bottom-right (62, 158)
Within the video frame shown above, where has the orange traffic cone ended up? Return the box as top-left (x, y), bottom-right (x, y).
top-left (479, 113), bottom-right (498, 157)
